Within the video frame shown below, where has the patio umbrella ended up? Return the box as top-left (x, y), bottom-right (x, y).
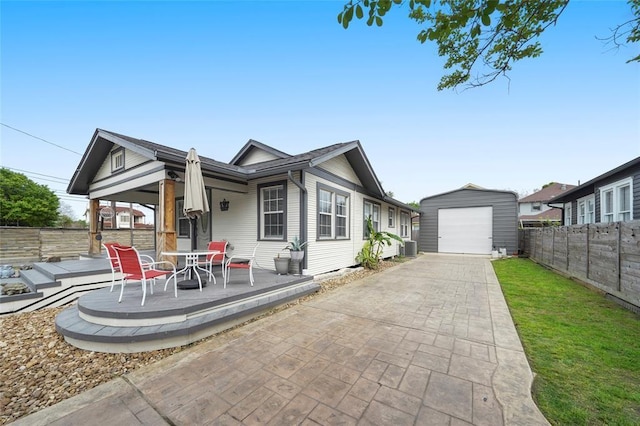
top-left (183, 148), bottom-right (209, 250)
top-left (183, 148), bottom-right (209, 219)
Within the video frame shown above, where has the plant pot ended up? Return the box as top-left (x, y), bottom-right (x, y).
top-left (274, 257), bottom-right (290, 275)
top-left (290, 250), bottom-right (304, 262)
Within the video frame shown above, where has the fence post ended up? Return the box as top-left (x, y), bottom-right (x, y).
top-left (617, 223), bottom-right (622, 292)
top-left (586, 224), bottom-right (590, 280)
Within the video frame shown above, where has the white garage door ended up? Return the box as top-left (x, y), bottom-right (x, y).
top-left (438, 207), bottom-right (493, 254)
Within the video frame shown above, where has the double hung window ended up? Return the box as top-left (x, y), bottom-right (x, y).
top-left (564, 203), bottom-right (572, 226)
top-left (363, 200), bottom-right (380, 237)
top-left (176, 200), bottom-right (190, 238)
top-left (259, 182), bottom-right (286, 240)
top-left (317, 184), bottom-right (350, 239)
top-left (600, 178), bottom-right (632, 223)
top-left (577, 196), bottom-right (595, 224)
top-left (400, 211), bottom-right (410, 238)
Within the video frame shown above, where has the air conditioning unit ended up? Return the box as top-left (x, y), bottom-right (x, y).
top-left (404, 241), bottom-right (417, 257)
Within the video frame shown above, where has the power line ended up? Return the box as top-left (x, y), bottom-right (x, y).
top-left (3, 166), bottom-right (70, 183)
top-left (1, 123), bottom-right (83, 156)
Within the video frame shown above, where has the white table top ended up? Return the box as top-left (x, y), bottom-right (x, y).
top-left (161, 250), bottom-right (220, 256)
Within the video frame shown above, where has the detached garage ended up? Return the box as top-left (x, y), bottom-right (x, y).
top-left (419, 186), bottom-right (518, 255)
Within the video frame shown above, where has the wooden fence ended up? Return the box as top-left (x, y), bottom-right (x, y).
top-left (520, 220), bottom-right (640, 310)
top-left (0, 227), bottom-right (155, 266)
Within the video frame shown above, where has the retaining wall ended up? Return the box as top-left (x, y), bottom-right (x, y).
top-left (0, 227), bottom-right (155, 266)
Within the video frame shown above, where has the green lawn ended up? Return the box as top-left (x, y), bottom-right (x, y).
top-left (492, 258), bottom-right (640, 426)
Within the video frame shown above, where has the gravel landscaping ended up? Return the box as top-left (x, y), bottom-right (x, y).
top-left (0, 259), bottom-right (403, 424)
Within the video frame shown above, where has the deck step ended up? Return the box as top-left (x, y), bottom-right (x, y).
top-left (19, 268), bottom-right (61, 290)
top-left (55, 281), bottom-right (320, 353)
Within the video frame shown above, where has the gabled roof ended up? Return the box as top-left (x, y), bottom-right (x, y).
top-left (519, 182), bottom-right (576, 203)
top-left (67, 129), bottom-right (246, 194)
top-left (229, 139), bottom-right (291, 165)
top-left (420, 184), bottom-right (517, 202)
top-left (68, 129), bottom-right (399, 207)
top-left (552, 156), bottom-right (640, 203)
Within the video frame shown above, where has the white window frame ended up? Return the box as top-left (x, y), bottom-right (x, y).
top-left (400, 211), bottom-right (410, 238)
top-left (599, 178), bottom-right (633, 223)
top-left (532, 201), bottom-right (542, 211)
top-left (317, 183), bottom-right (350, 240)
top-left (259, 181), bottom-right (287, 240)
top-left (176, 200), bottom-right (190, 238)
top-left (363, 200), bottom-right (380, 238)
top-left (388, 207), bottom-right (395, 228)
top-left (111, 148), bottom-right (125, 172)
top-left (564, 203), bottom-right (572, 226)
top-left (577, 195), bottom-right (595, 224)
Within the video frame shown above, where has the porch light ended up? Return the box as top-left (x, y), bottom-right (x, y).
top-left (220, 199), bottom-right (230, 211)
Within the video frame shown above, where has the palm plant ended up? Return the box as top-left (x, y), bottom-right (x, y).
top-left (356, 216), bottom-right (404, 269)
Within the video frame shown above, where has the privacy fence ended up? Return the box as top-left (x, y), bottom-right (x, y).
top-left (520, 220), bottom-right (640, 311)
top-left (0, 227), bottom-right (155, 266)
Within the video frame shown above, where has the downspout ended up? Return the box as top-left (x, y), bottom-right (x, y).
top-left (288, 170), bottom-right (308, 271)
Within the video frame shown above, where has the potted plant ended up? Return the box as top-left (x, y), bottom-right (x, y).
top-left (273, 252), bottom-right (290, 275)
top-left (284, 236), bottom-right (307, 262)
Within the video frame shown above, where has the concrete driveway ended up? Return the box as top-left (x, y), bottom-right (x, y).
top-left (15, 253), bottom-right (548, 425)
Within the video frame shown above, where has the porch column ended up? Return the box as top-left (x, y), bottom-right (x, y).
top-left (88, 199), bottom-right (101, 255)
top-left (158, 179), bottom-right (177, 267)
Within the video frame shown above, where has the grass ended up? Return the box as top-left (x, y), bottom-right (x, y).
top-left (492, 258), bottom-right (640, 426)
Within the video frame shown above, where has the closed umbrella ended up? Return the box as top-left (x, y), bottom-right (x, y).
top-left (183, 148), bottom-right (209, 250)
top-left (183, 148), bottom-right (209, 219)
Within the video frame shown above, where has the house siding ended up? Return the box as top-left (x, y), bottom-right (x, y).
top-left (419, 189), bottom-right (518, 255)
top-left (94, 146), bottom-right (149, 181)
top-left (560, 164), bottom-right (640, 224)
top-left (237, 149), bottom-right (281, 166)
top-left (317, 155), bottom-right (363, 187)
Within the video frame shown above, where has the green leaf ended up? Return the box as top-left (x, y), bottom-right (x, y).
top-left (367, 15), bottom-right (374, 26)
top-left (356, 4), bottom-right (363, 19)
top-left (375, 16), bottom-right (383, 26)
top-left (337, 12), bottom-right (343, 24)
top-left (481, 13), bottom-right (491, 26)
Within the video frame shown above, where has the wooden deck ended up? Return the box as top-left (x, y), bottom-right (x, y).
top-left (0, 254), bottom-right (319, 352)
top-left (55, 266), bottom-right (319, 353)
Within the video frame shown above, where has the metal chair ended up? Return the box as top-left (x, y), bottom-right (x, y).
top-left (197, 240), bottom-right (228, 282)
top-left (113, 245), bottom-right (177, 306)
top-left (103, 242), bottom-right (153, 292)
top-left (224, 243), bottom-right (259, 288)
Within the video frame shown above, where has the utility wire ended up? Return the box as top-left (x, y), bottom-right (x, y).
top-left (1, 123), bottom-right (83, 156)
top-left (3, 166), bottom-right (69, 183)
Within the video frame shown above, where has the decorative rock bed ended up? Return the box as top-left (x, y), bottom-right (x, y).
top-left (1, 282), bottom-right (31, 296)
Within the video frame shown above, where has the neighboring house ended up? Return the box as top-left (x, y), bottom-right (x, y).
top-left (418, 184), bottom-right (518, 255)
top-left (552, 156), bottom-right (640, 225)
top-left (85, 205), bottom-right (148, 229)
top-left (518, 182), bottom-right (576, 227)
top-left (67, 129), bottom-right (416, 276)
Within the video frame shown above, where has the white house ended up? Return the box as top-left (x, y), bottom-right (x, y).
top-left (67, 129), bottom-right (416, 276)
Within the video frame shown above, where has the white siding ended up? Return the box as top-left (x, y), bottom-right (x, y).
top-left (317, 155), bottom-right (362, 186)
top-left (237, 149), bottom-right (281, 166)
top-left (306, 173), bottom-right (360, 275)
top-left (211, 174), bottom-right (301, 272)
top-left (94, 146), bottom-right (150, 181)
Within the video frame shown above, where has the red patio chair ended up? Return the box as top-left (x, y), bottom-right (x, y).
top-left (197, 241), bottom-right (228, 282)
top-left (113, 245), bottom-right (177, 306)
top-left (103, 242), bottom-right (153, 292)
top-left (224, 243), bottom-right (259, 288)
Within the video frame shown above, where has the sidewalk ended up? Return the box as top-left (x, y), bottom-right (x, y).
top-left (13, 254), bottom-right (548, 425)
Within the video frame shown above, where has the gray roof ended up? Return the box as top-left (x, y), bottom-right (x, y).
top-left (552, 156), bottom-right (640, 203)
top-left (67, 129), bottom-right (414, 211)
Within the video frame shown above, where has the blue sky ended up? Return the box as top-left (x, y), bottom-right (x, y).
top-left (1, 0), bottom-right (639, 220)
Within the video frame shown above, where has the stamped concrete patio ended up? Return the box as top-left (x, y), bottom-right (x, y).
top-left (14, 253), bottom-right (548, 425)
